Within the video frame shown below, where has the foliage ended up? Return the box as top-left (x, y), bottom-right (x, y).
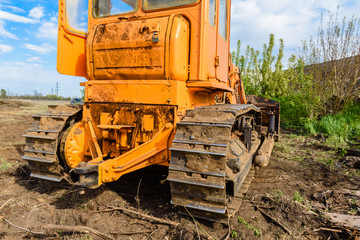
top-left (232, 8), bottom-right (360, 145)
top-left (233, 34), bottom-right (289, 98)
top-left (293, 191), bottom-right (304, 204)
top-left (0, 89), bottom-right (6, 98)
top-left (80, 87), bottom-right (85, 101)
top-left (299, 8), bottom-right (360, 115)
top-left (304, 102), bottom-right (360, 145)
top-left (231, 230), bottom-right (238, 239)
top-left (0, 157), bottom-right (12, 171)
top-left (237, 216), bottom-right (262, 237)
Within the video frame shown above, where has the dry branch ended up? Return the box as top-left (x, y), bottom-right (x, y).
top-left (314, 227), bottom-right (343, 233)
top-left (251, 201), bottom-right (292, 235)
top-left (3, 217), bottom-right (46, 235)
top-left (41, 224), bottom-right (114, 240)
top-left (94, 207), bottom-right (180, 227)
top-left (0, 198), bottom-right (12, 210)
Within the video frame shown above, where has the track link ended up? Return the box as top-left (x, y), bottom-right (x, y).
top-left (22, 105), bottom-right (82, 183)
top-left (168, 104), bottom-right (262, 222)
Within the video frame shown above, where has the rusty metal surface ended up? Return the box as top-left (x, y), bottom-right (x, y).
top-left (85, 103), bottom-right (174, 157)
top-left (22, 105), bottom-right (82, 183)
top-left (88, 17), bottom-right (170, 80)
top-left (246, 95), bottom-right (280, 139)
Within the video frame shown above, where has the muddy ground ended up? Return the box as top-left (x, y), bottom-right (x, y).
top-left (0, 99), bottom-right (359, 240)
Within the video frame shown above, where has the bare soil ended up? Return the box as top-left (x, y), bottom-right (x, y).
top-left (0, 99), bottom-right (359, 240)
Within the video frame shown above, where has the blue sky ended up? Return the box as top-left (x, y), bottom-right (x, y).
top-left (0, 0), bottom-right (359, 97)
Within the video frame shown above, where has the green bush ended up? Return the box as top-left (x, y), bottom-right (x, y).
top-left (303, 102), bottom-right (360, 145)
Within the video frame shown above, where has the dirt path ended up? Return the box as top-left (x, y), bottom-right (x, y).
top-left (0, 99), bottom-right (359, 240)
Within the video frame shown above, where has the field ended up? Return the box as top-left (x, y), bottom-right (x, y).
top-left (0, 99), bottom-right (359, 240)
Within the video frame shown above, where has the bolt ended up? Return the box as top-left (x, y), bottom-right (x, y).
top-left (161, 154), bottom-right (166, 160)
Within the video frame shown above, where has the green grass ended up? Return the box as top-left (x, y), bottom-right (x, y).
top-left (237, 216), bottom-right (262, 237)
top-left (276, 96), bottom-right (360, 148)
top-left (293, 191), bottom-right (304, 204)
top-left (304, 103), bottom-right (360, 147)
top-left (231, 230), bottom-right (238, 239)
top-left (0, 157), bottom-right (12, 171)
top-left (287, 101), bottom-right (360, 148)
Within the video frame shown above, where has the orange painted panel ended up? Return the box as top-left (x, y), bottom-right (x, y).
top-left (88, 17), bottom-right (169, 80)
top-left (56, 0), bottom-right (87, 77)
top-left (169, 15), bottom-right (190, 81)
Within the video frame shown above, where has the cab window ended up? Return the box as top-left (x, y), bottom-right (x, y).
top-left (143, 0), bottom-right (198, 10)
top-left (93, 0), bottom-right (138, 17)
top-left (66, 0), bottom-right (88, 33)
top-left (209, 0), bottom-right (216, 27)
top-left (219, 0), bottom-right (228, 40)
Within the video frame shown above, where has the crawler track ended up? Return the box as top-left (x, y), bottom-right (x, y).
top-left (168, 104), bottom-right (263, 222)
top-left (22, 105), bottom-right (82, 183)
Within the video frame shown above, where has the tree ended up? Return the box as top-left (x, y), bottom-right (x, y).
top-left (232, 34), bottom-right (287, 98)
top-left (300, 7), bottom-right (360, 115)
top-left (0, 89), bottom-right (6, 98)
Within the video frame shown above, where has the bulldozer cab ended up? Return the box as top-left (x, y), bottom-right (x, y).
top-left (57, 0), bottom-right (230, 85)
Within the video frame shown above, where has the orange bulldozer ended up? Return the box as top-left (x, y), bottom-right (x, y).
top-left (22, 0), bottom-right (279, 221)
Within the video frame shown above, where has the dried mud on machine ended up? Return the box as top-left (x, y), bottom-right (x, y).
top-left (22, 0), bottom-right (280, 222)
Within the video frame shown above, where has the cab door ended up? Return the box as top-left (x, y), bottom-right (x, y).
top-left (215, 0), bottom-right (229, 83)
top-left (57, 0), bottom-right (88, 77)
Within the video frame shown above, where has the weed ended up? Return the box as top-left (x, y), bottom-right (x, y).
top-left (273, 189), bottom-right (284, 198)
top-left (81, 236), bottom-right (94, 240)
top-left (272, 189), bottom-right (284, 203)
top-left (0, 157), bottom-right (12, 171)
top-left (326, 158), bottom-right (335, 168)
top-left (237, 216), bottom-right (262, 238)
top-left (56, 230), bottom-right (63, 237)
top-left (237, 216), bottom-right (248, 226)
top-left (231, 230), bottom-right (238, 239)
top-left (339, 148), bottom-right (347, 157)
top-left (304, 102), bottom-right (360, 148)
top-left (293, 191), bottom-right (304, 204)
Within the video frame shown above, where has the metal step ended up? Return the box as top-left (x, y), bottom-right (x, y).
top-left (33, 113), bottom-right (73, 117)
top-left (30, 172), bottom-right (62, 182)
top-left (22, 156), bottom-right (56, 164)
top-left (171, 200), bottom-right (226, 214)
top-left (172, 140), bottom-right (228, 148)
top-left (22, 134), bottom-right (56, 140)
top-left (176, 122), bottom-right (232, 127)
top-left (168, 165), bottom-right (225, 177)
top-left (28, 129), bottom-right (60, 133)
top-left (23, 149), bottom-right (55, 155)
top-left (167, 177), bottom-right (225, 189)
top-left (169, 148), bottom-right (226, 156)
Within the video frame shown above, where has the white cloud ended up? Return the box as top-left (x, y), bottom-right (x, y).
top-left (229, 0), bottom-right (359, 61)
top-left (0, 9), bottom-right (35, 23)
top-left (29, 6), bottom-right (44, 21)
top-left (37, 19), bottom-right (57, 39)
top-left (0, 43), bottom-right (12, 53)
top-left (0, 20), bottom-right (18, 39)
top-left (24, 43), bottom-right (55, 54)
top-left (0, 4), bottom-right (26, 13)
top-left (26, 56), bottom-right (42, 62)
